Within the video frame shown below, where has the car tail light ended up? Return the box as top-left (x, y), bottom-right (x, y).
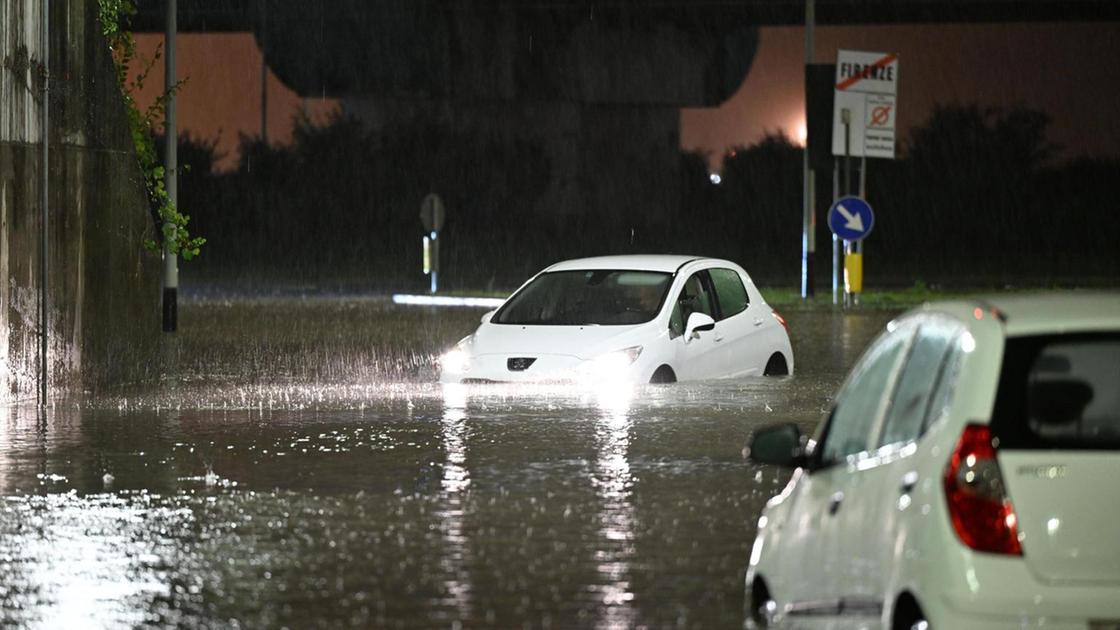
top-left (942, 424), bottom-right (1022, 555)
top-left (771, 310), bottom-right (788, 330)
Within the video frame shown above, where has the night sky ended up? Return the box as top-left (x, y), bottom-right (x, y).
top-left (683, 20), bottom-right (1120, 168)
top-left (135, 20), bottom-right (1120, 171)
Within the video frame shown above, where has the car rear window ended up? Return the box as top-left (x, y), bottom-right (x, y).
top-left (991, 333), bottom-right (1120, 450)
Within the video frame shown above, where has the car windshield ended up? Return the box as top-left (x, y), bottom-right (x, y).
top-left (494, 270), bottom-right (672, 326)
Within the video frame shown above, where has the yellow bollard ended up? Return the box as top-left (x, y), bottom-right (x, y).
top-left (844, 252), bottom-right (863, 294)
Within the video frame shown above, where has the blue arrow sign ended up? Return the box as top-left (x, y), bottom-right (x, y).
top-left (828, 196), bottom-right (875, 241)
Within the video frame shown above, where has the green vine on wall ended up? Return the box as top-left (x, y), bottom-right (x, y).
top-left (98, 0), bottom-right (204, 260)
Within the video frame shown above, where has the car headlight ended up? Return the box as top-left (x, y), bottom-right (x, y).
top-left (440, 349), bottom-right (470, 373)
top-left (440, 337), bottom-right (473, 373)
top-left (587, 345), bottom-right (643, 374)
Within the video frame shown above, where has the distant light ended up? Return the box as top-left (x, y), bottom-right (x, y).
top-left (393, 294), bottom-right (505, 308)
top-left (796, 121), bottom-right (808, 146)
top-left (709, 173), bottom-right (722, 185)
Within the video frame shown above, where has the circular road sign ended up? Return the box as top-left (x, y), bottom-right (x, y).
top-left (827, 195), bottom-right (875, 241)
top-left (420, 193), bottom-right (446, 232)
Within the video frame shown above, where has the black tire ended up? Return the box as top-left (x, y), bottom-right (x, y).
top-left (747, 578), bottom-right (774, 628)
top-left (649, 365), bottom-right (677, 384)
top-left (892, 594), bottom-right (929, 630)
top-left (763, 353), bottom-right (788, 376)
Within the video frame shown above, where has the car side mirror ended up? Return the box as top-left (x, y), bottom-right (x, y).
top-left (747, 423), bottom-right (807, 468)
top-left (481, 310), bottom-right (496, 324)
top-left (685, 312), bottom-right (716, 341)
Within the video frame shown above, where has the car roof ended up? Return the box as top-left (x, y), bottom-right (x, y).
top-left (542, 255), bottom-right (709, 273)
top-left (914, 292), bottom-right (1120, 337)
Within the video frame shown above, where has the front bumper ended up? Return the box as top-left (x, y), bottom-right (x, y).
top-left (439, 352), bottom-right (646, 384)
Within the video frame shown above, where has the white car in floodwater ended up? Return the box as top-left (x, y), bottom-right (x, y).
top-left (438, 255), bottom-right (793, 384)
top-left (744, 293), bottom-right (1120, 629)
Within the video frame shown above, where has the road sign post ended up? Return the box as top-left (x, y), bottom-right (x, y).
top-left (827, 196), bottom-right (874, 307)
top-left (800, 0), bottom-right (815, 300)
top-left (832, 49), bottom-right (899, 306)
top-left (419, 193), bottom-right (446, 295)
top-left (832, 159), bottom-right (840, 305)
top-left (840, 107), bottom-right (851, 306)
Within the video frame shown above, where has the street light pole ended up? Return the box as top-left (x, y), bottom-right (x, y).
top-left (800, 0), bottom-right (816, 299)
top-left (162, 0), bottom-right (178, 332)
top-left (259, 0), bottom-right (268, 143)
top-left (38, 0), bottom-right (50, 408)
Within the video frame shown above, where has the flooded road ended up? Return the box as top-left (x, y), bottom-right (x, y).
top-left (0, 298), bottom-right (895, 628)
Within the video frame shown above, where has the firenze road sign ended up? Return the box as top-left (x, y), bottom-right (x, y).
top-left (832, 49), bottom-right (899, 159)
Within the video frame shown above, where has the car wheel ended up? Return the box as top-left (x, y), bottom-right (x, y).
top-left (649, 365), bottom-right (676, 384)
top-left (763, 353), bottom-right (788, 376)
top-left (892, 594), bottom-right (928, 630)
top-left (746, 578), bottom-right (775, 628)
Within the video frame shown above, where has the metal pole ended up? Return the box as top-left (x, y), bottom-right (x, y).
top-left (259, 0), bottom-right (268, 143)
top-left (162, 0), bottom-right (178, 332)
top-left (859, 156), bottom-right (867, 200)
top-left (832, 158), bottom-right (839, 305)
top-left (430, 232), bottom-right (438, 294)
top-left (38, 0), bottom-right (49, 408)
top-left (858, 156), bottom-right (867, 257)
top-left (800, 0), bottom-right (815, 299)
top-left (842, 109), bottom-right (852, 197)
top-left (841, 108), bottom-right (851, 308)
top-left (854, 155), bottom-right (867, 307)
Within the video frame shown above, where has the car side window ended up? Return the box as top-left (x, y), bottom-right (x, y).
top-left (819, 326), bottom-right (911, 465)
top-left (921, 335), bottom-right (965, 434)
top-left (878, 320), bottom-right (960, 448)
top-left (669, 272), bottom-right (714, 337)
top-left (708, 268), bottom-right (749, 320)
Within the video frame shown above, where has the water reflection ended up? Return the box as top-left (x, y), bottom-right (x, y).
top-left (439, 384), bottom-right (473, 623)
top-left (0, 491), bottom-right (197, 627)
top-left (591, 386), bottom-right (637, 629)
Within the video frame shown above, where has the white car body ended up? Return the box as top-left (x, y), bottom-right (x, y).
top-left (745, 293), bottom-right (1120, 629)
top-left (439, 255), bottom-right (793, 384)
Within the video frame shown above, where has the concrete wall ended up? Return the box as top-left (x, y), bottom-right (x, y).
top-left (1, 0), bottom-right (161, 402)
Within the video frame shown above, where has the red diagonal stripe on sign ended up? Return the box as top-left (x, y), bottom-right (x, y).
top-left (836, 53), bottom-right (898, 91)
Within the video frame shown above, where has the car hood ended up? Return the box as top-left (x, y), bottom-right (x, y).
top-left (469, 322), bottom-right (652, 360)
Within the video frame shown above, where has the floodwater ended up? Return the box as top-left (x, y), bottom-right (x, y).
top-left (0, 298), bottom-right (895, 628)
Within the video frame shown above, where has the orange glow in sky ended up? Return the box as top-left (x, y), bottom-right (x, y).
top-left (128, 24), bottom-right (1120, 174)
top-left (682, 22), bottom-right (1120, 170)
top-left (130, 33), bottom-right (338, 171)
top-left (794, 119), bottom-right (808, 147)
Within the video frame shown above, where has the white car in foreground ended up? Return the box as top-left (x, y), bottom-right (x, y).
top-left (745, 293), bottom-right (1120, 629)
top-left (439, 255), bottom-right (793, 384)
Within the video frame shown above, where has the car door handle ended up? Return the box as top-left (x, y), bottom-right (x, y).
top-left (900, 471), bottom-right (919, 495)
top-left (753, 318), bottom-right (765, 327)
top-left (828, 491), bottom-right (844, 515)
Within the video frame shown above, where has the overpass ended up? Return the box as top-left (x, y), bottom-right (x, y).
top-left (127, 1), bottom-right (1120, 253)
